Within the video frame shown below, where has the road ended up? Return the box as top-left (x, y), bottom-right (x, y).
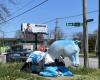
top-left (64, 57), bottom-right (98, 68)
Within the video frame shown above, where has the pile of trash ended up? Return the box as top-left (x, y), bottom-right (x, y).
top-left (40, 66), bottom-right (73, 77)
top-left (20, 39), bottom-right (80, 77)
top-left (20, 51), bottom-right (74, 77)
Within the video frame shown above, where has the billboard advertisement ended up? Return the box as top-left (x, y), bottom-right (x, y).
top-left (21, 23), bottom-right (47, 33)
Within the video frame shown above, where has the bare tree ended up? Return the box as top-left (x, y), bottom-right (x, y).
top-left (0, 0), bottom-right (17, 23)
top-left (8, 0), bottom-right (17, 4)
top-left (0, 4), bottom-right (10, 22)
top-left (51, 27), bottom-right (64, 40)
top-left (72, 32), bottom-right (83, 52)
top-left (93, 31), bottom-right (98, 55)
top-left (72, 32), bottom-right (83, 41)
top-left (15, 30), bottom-right (23, 39)
top-left (55, 27), bottom-right (64, 40)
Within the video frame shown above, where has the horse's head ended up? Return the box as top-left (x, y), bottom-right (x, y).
top-left (63, 42), bottom-right (80, 67)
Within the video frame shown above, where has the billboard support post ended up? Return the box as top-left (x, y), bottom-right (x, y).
top-left (34, 33), bottom-right (38, 50)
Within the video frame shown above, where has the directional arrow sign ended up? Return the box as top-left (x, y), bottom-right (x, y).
top-left (86, 19), bottom-right (94, 22)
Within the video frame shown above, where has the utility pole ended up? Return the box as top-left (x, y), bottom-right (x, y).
top-left (54, 18), bottom-right (58, 40)
top-left (83, 0), bottom-right (89, 68)
top-left (95, 32), bottom-right (98, 54)
top-left (2, 31), bottom-right (4, 48)
top-left (0, 30), bottom-right (4, 53)
top-left (97, 0), bottom-right (100, 68)
top-left (0, 30), bottom-right (4, 46)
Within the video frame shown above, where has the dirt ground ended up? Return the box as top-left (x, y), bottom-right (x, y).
top-left (31, 73), bottom-right (80, 80)
top-left (45, 75), bottom-right (81, 80)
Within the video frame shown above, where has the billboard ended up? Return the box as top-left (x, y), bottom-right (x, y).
top-left (21, 23), bottom-right (47, 33)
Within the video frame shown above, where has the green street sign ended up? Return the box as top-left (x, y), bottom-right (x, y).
top-left (66, 22), bottom-right (83, 27)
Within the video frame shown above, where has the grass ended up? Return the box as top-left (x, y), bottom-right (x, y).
top-left (79, 52), bottom-right (97, 58)
top-left (0, 63), bottom-right (48, 80)
top-left (0, 63), bottom-right (100, 80)
top-left (68, 66), bottom-right (100, 80)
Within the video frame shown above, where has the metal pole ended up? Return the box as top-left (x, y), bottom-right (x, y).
top-left (2, 31), bottom-right (4, 48)
top-left (0, 30), bottom-right (4, 53)
top-left (54, 18), bottom-right (58, 40)
top-left (83, 0), bottom-right (89, 68)
top-left (97, 0), bottom-right (100, 68)
top-left (35, 33), bottom-right (38, 50)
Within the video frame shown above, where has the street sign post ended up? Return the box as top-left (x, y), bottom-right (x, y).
top-left (66, 19), bottom-right (93, 27)
top-left (66, 22), bottom-right (83, 27)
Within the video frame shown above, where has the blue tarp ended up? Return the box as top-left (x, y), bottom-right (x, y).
top-left (39, 66), bottom-right (74, 77)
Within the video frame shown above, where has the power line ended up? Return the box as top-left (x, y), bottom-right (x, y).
top-left (42, 18), bottom-right (56, 24)
top-left (0, 0), bottom-right (48, 24)
top-left (58, 10), bottom-right (98, 19)
top-left (11, 0), bottom-right (36, 15)
top-left (4, 30), bottom-right (20, 33)
top-left (5, 20), bottom-right (97, 34)
top-left (0, 0), bottom-right (36, 22)
top-left (43, 10), bottom-right (98, 24)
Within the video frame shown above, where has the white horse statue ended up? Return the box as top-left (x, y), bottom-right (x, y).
top-left (48, 39), bottom-right (80, 67)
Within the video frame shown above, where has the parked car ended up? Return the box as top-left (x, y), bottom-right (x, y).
top-left (6, 49), bottom-right (32, 62)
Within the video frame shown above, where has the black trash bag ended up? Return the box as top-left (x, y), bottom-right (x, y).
top-left (44, 59), bottom-right (65, 67)
top-left (20, 62), bottom-right (32, 73)
top-left (31, 59), bottom-right (45, 74)
top-left (55, 59), bottom-right (65, 66)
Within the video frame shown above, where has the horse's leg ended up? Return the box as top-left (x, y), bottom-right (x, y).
top-left (68, 54), bottom-right (76, 66)
top-left (74, 51), bottom-right (80, 66)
